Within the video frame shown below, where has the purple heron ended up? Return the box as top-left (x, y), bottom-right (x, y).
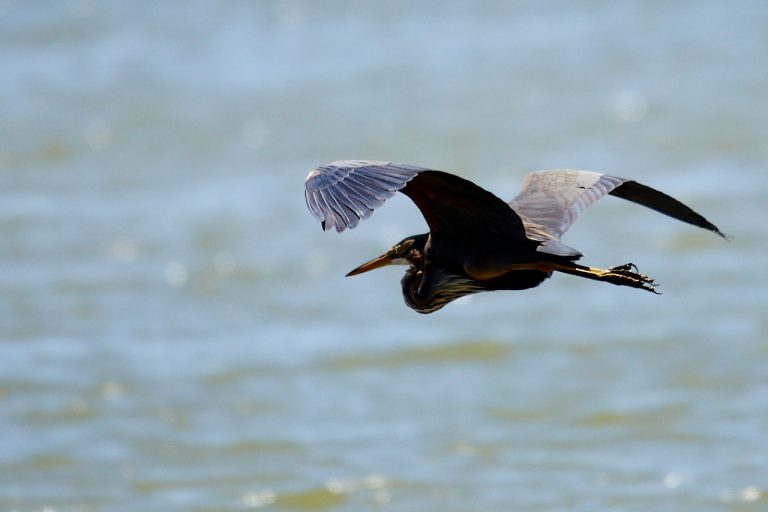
top-left (305, 161), bottom-right (725, 313)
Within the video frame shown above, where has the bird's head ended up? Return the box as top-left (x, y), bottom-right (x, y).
top-left (346, 234), bottom-right (428, 277)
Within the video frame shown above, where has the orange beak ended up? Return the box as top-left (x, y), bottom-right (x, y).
top-left (346, 252), bottom-right (396, 277)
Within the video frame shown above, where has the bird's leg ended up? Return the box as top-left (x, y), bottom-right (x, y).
top-left (554, 261), bottom-right (659, 293)
top-left (503, 261), bottom-right (660, 293)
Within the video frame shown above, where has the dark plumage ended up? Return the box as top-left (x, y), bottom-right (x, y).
top-left (305, 161), bottom-right (725, 313)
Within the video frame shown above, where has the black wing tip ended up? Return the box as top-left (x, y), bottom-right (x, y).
top-left (698, 217), bottom-right (729, 240)
top-left (713, 227), bottom-right (732, 241)
top-left (610, 180), bottom-right (730, 241)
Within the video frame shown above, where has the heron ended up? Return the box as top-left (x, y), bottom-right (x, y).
top-left (304, 161), bottom-right (726, 314)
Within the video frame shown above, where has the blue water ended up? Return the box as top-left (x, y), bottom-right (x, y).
top-left (1, 1), bottom-right (767, 511)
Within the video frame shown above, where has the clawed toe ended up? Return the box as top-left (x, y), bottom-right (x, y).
top-left (605, 263), bottom-right (660, 294)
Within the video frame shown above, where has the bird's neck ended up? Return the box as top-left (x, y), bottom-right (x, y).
top-left (401, 266), bottom-right (441, 314)
top-left (401, 266), bottom-right (425, 304)
top-left (401, 266), bottom-right (482, 314)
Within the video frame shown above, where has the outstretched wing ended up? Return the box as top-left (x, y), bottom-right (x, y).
top-left (304, 160), bottom-right (423, 233)
top-left (509, 170), bottom-right (726, 239)
top-left (305, 160), bottom-right (527, 241)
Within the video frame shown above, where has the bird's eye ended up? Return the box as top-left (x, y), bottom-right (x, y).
top-left (397, 239), bottom-right (415, 255)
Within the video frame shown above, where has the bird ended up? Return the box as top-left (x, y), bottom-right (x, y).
top-left (304, 160), bottom-right (726, 314)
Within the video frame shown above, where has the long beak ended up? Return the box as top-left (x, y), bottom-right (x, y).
top-left (346, 253), bottom-right (395, 277)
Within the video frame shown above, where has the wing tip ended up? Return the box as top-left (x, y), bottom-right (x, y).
top-left (712, 226), bottom-right (731, 241)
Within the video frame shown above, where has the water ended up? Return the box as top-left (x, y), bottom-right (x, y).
top-left (1, 1), bottom-right (767, 510)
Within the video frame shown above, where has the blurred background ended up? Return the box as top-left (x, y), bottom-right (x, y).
top-left (1, 1), bottom-right (767, 511)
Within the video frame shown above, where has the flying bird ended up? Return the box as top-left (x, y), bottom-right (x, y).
top-left (304, 161), bottom-right (725, 313)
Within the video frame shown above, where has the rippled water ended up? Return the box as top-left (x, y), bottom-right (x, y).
top-left (2, 1), bottom-right (767, 511)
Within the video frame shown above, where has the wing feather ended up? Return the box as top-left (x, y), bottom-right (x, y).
top-left (509, 171), bottom-right (624, 239)
top-left (321, 187), bottom-right (355, 229)
top-left (334, 182), bottom-right (372, 215)
top-left (304, 160), bottom-right (426, 233)
top-left (509, 169), bottom-right (726, 239)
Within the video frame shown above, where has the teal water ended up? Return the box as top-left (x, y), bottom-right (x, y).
top-left (1, 1), bottom-right (767, 511)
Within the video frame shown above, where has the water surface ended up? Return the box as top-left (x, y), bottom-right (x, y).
top-left (1, 1), bottom-right (767, 511)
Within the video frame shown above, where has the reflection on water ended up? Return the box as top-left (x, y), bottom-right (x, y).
top-left (1, 1), bottom-right (767, 511)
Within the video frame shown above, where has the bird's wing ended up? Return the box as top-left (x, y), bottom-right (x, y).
top-left (305, 160), bottom-right (527, 241)
top-left (508, 171), bottom-right (624, 239)
top-left (508, 170), bottom-right (726, 239)
top-left (304, 160), bottom-right (423, 233)
top-left (609, 179), bottom-right (726, 238)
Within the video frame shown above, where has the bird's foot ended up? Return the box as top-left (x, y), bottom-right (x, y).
top-left (604, 263), bottom-right (660, 294)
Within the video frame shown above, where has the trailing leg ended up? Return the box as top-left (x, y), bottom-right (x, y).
top-left (551, 261), bottom-right (660, 293)
top-left (502, 261), bottom-right (660, 293)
